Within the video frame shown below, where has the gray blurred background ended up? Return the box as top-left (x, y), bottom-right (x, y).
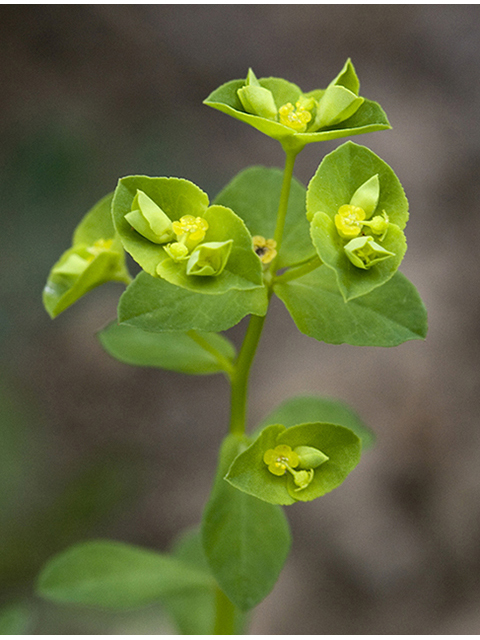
top-left (1, 4), bottom-right (480, 634)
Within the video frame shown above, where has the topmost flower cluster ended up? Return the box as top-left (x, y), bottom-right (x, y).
top-left (204, 59), bottom-right (390, 151)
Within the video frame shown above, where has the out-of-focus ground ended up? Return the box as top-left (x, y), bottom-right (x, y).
top-left (1, 5), bottom-right (480, 634)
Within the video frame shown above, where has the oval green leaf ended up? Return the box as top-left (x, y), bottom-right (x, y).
top-left (36, 540), bottom-right (214, 609)
top-left (118, 271), bottom-right (268, 333)
top-left (274, 265), bottom-right (427, 347)
top-left (98, 321), bottom-right (235, 375)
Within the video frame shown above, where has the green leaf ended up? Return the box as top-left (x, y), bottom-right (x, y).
top-left (306, 141), bottom-right (409, 301)
top-left (37, 540), bottom-right (215, 610)
top-left (162, 529), bottom-right (247, 635)
top-left (72, 193), bottom-right (116, 245)
top-left (226, 423), bottom-right (361, 505)
top-left (43, 193), bottom-right (131, 318)
top-left (118, 271), bottom-right (268, 333)
top-left (202, 435), bottom-right (291, 611)
top-left (274, 266), bottom-right (428, 347)
top-left (98, 321), bottom-right (235, 376)
top-left (0, 603), bottom-right (32, 635)
top-left (256, 395), bottom-right (375, 450)
top-left (113, 176), bottom-right (263, 295)
top-left (214, 166), bottom-right (315, 269)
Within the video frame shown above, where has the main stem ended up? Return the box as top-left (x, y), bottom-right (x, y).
top-left (228, 147), bottom-right (298, 438)
top-left (215, 148), bottom-right (298, 632)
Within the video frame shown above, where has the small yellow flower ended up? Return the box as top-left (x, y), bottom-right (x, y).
top-left (334, 204), bottom-right (366, 239)
top-left (278, 99), bottom-right (314, 133)
top-left (263, 445), bottom-right (299, 476)
top-left (172, 215), bottom-right (209, 251)
top-left (252, 236), bottom-right (277, 264)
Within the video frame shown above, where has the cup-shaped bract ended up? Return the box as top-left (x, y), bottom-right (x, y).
top-left (225, 422), bottom-right (361, 505)
top-left (186, 241), bottom-right (233, 277)
top-left (307, 142), bottom-right (409, 301)
top-left (204, 59), bottom-right (390, 151)
top-left (43, 193), bottom-right (131, 318)
top-left (124, 190), bottom-right (174, 244)
top-left (112, 176), bottom-right (264, 296)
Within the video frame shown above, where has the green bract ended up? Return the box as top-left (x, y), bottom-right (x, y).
top-left (113, 176), bottom-right (264, 295)
top-left (118, 271), bottom-right (268, 333)
top-left (307, 141), bottom-right (409, 301)
top-left (226, 423), bottom-right (361, 505)
top-left (43, 193), bottom-right (131, 318)
top-left (204, 59), bottom-right (390, 151)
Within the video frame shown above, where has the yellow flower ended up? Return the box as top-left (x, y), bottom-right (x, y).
top-left (334, 204), bottom-right (366, 239)
top-left (252, 236), bottom-right (277, 264)
top-left (278, 97), bottom-right (315, 133)
top-left (263, 445), bottom-right (299, 476)
top-left (172, 215), bottom-right (209, 251)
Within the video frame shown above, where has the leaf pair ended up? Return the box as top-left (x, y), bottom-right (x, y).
top-left (36, 530), bottom-right (244, 634)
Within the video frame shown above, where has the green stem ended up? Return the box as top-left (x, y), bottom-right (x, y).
top-left (228, 148), bottom-right (299, 438)
top-left (187, 330), bottom-right (235, 378)
top-left (214, 587), bottom-right (236, 634)
top-left (274, 255), bottom-right (322, 285)
top-left (269, 148), bottom-right (299, 276)
top-left (229, 313), bottom-right (267, 436)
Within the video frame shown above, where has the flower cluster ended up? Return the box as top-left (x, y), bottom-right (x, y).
top-left (126, 190), bottom-right (233, 278)
top-left (204, 59), bottom-right (390, 148)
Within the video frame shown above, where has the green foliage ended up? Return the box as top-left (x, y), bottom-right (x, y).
top-left (112, 176), bottom-right (263, 295)
top-left (38, 57), bottom-right (428, 634)
top-left (226, 423), bottom-right (361, 505)
top-left (202, 435), bottom-right (291, 611)
top-left (118, 271), bottom-right (268, 333)
top-left (36, 540), bottom-right (215, 610)
top-left (162, 529), bottom-right (246, 635)
top-left (214, 165), bottom-right (315, 269)
top-left (204, 59), bottom-right (390, 151)
top-left (275, 266), bottom-right (427, 347)
top-left (98, 321), bottom-right (235, 376)
top-left (43, 193), bottom-right (130, 318)
top-left (256, 395), bottom-right (376, 449)
top-left (307, 141), bottom-right (409, 301)
top-left (0, 603), bottom-right (32, 635)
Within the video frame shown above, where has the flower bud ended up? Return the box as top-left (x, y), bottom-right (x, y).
top-left (349, 174), bottom-right (380, 218)
top-left (292, 468), bottom-right (315, 491)
top-left (344, 235), bottom-right (395, 270)
top-left (237, 68), bottom-right (278, 120)
top-left (164, 242), bottom-right (189, 262)
top-left (314, 84), bottom-right (364, 130)
top-left (294, 445), bottom-right (329, 469)
top-left (125, 190), bottom-right (174, 244)
top-left (186, 240), bottom-right (233, 277)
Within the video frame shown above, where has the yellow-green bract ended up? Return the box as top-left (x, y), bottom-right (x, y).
top-left (112, 175), bottom-right (264, 296)
top-left (225, 422), bottom-right (361, 505)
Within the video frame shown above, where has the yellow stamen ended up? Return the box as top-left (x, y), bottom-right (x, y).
top-left (278, 98), bottom-right (313, 133)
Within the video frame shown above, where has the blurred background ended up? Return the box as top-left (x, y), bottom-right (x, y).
top-left (1, 4), bottom-right (480, 634)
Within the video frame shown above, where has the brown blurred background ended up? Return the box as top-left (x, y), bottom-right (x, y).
top-left (1, 4), bottom-right (480, 634)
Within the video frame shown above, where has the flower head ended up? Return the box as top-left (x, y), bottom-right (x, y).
top-left (252, 236), bottom-right (277, 264)
top-left (204, 59), bottom-right (390, 150)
